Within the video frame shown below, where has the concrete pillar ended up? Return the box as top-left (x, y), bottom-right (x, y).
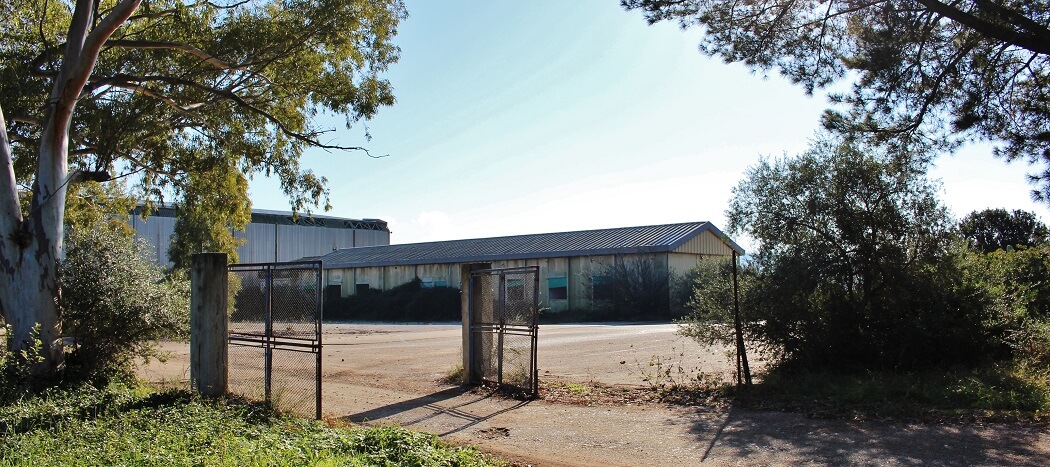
top-left (190, 252), bottom-right (228, 396)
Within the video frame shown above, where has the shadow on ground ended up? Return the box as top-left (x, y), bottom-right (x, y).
top-left (343, 386), bottom-right (531, 436)
top-left (684, 407), bottom-right (1048, 465)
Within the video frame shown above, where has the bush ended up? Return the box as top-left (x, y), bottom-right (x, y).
top-left (324, 278), bottom-right (461, 322)
top-left (0, 325), bottom-right (46, 402)
top-left (58, 225), bottom-right (189, 381)
top-left (697, 135), bottom-right (991, 372)
top-left (960, 243), bottom-right (1050, 366)
top-left (587, 257), bottom-right (676, 321)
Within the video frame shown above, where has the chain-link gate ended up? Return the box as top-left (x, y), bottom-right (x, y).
top-left (227, 261), bottom-right (322, 419)
top-left (468, 266), bottom-right (539, 396)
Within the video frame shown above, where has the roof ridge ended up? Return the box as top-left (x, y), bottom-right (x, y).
top-left (320, 221), bottom-right (739, 269)
top-left (377, 221), bottom-right (710, 249)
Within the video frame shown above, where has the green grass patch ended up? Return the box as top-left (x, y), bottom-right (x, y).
top-left (731, 362), bottom-right (1050, 422)
top-left (0, 382), bottom-right (502, 466)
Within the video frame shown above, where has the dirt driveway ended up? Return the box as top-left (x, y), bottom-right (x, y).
top-left (139, 323), bottom-right (1050, 466)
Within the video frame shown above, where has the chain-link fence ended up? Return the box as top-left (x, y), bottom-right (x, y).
top-left (469, 266), bottom-right (539, 396)
top-left (228, 261), bottom-right (322, 419)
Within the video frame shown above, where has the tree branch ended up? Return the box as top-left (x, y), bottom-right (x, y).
top-left (100, 74), bottom-right (383, 154)
top-left (912, 0), bottom-right (1050, 56)
top-left (0, 105), bottom-right (24, 239)
top-left (973, 0), bottom-right (1050, 46)
top-left (105, 39), bottom-right (246, 70)
top-left (65, 0), bottom-right (143, 101)
top-left (88, 77), bottom-right (208, 113)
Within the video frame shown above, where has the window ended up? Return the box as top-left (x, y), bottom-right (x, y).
top-left (548, 276), bottom-right (567, 300)
top-left (421, 278), bottom-right (449, 288)
top-left (506, 278), bottom-right (525, 301)
top-left (355, 283), bottom-right (370, 294)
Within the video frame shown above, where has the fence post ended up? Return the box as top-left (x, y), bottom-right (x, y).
top-left (190, 252), bottom-right (228, 396)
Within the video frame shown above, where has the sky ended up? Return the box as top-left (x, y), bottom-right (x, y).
top-left (248, 0), bottom-right (1050, 251)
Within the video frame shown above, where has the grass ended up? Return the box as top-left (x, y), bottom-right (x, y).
top-left (729, 362), bottom-right (1050, 422)
top-left (0, 382), bottom-right (503, 466)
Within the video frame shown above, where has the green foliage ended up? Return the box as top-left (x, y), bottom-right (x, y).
top-left (960, 243), bottom-right (1050, 366)
top-left (1, 0), bottom-right (407, 258)
top-left (63, 181), bottom-right (137, 236)
top-left (0, 325), bottom-right (46, 402)
top-left (167, 163), bottom-right (251, 269)
top-left (710, 135), bottom-right (986, 371)
top-left (0, 383), bottom-right (501, 466)
top-left (958, 208), bottom-right (1049, 253)
top-left (59, 224), bottom-right (189, 381)
top-left (324, 278), bottom-right (461, 322)
top-left (677, 257), bottom-right (756, 350)
top-left (624, 1), bottom-right (1050, 200)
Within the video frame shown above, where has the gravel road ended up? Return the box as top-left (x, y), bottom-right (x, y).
top-left (139, 323), bottom-right (1050, 466)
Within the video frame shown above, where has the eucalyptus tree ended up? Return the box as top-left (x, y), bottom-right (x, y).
top-left (0, 0), bottom-right (406, 372)
top-left (623, 1), bottom-right (1050, 199)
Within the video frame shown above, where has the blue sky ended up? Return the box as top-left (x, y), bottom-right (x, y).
top-left (249, 0), bottom-right (1049, 250)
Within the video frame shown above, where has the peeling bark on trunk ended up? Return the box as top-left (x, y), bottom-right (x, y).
top-left (0, 0), bottom-right (142, 374)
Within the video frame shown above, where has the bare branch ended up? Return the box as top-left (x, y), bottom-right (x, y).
top-left (105, 39), bottom-right (246, 70)
top-left (88, 77), bottom-right (208, 112)
top-left (9, 116), bottom-right (44, 126)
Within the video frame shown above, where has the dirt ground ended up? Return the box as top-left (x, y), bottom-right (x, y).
top-left (139, 323), bottom-right (1050, 466)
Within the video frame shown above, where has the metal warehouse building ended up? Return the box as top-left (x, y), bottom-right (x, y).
top-left (130, 205), bottom-right (390, 266)
top-left (317, 222), bottom-right (743, 312)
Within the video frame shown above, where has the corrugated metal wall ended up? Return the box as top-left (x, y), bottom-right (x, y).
top-left (673, 230), bottom-right (735, 256)
top-left (130, 215), bottom-right (177, 265)
top-left (131, 213), bottom-right (390, 267)
top-left (233, 224), bottom-right (389, 264)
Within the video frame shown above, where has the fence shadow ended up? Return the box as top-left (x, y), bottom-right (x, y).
top-left (683, 407), bottom-right (1049, 465)
top-left (342, 385), bottom-right (530, 436)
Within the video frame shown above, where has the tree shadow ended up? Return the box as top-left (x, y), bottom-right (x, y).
top-left (683, 407), bottom-right (1048, 465)
top-left (342, 385), bottom-right (530, 436)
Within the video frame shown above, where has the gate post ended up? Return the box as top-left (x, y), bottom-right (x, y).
top-left (190, 253), bottom-right (229, 397)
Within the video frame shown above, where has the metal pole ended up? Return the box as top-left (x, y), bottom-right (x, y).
top-left (496, 273), bottom-right (505, 387)
top-left (533, 267), bottom-right (539, 396)
top-left (732, 252), bottom-right (752, 386)
top-left (315, 262), bottom-right (323, 420)
top-left (264, 265), bottom-right (273, 402)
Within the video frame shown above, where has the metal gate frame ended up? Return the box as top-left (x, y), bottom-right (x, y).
top-left (467, 266), bottom-right (540, 396)
top-left (227, 260), bottom-right (323, 419)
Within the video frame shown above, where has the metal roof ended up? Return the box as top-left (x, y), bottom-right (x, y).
top-left (132, 204), bottom-right (389, 231)
top-left (319, 222), bottom-right (743, 269)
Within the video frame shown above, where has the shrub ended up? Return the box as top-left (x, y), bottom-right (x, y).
top-left (58, 225), bottom-right (190, 381)
top-left (324, 278), bottom-right (461, 322)
top-left (702, 135), bottom-right (990, 372)
top-left (588, 257), bottom-right (674, 320)
top-left (960, 243), bottom-right (1050, 366)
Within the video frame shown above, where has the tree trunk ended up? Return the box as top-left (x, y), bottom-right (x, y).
top-left (0, 0), bottom-right (141, 374)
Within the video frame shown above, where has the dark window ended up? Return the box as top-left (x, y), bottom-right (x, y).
top-left (506, 278), bottom-right (525, 301)
top-left (548, 277), bottom-right (567, 300)
top-left (355, 283), bottom-right (370, 294)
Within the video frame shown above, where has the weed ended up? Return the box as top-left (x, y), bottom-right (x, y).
top-left (441, 363), bottom-right (465, 385)
top-left (0, 382), bottom-right (503, 466)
